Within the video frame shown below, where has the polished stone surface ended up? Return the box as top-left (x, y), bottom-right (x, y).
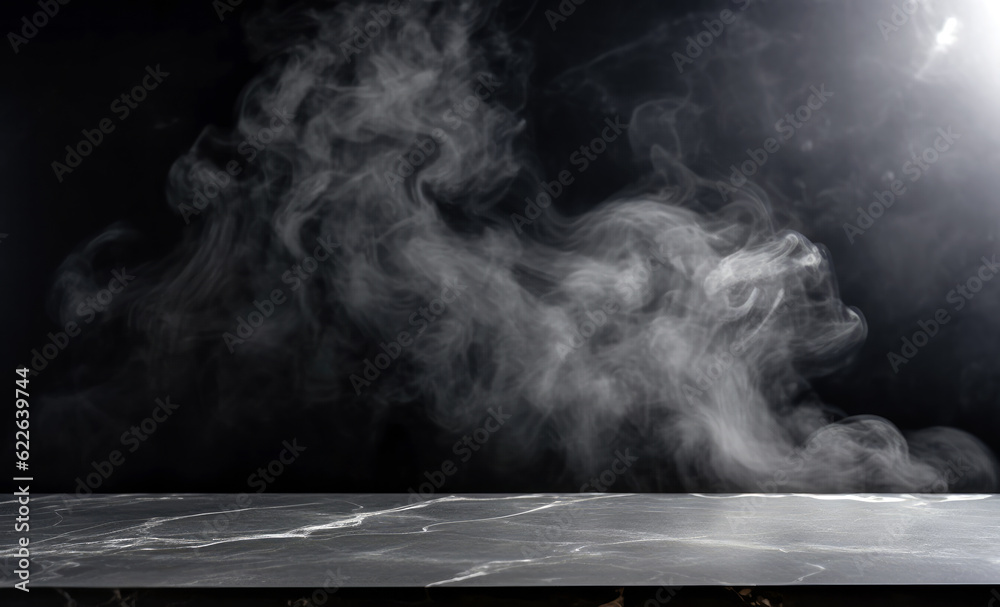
top-left (1, 493), bottom-right (998, 587)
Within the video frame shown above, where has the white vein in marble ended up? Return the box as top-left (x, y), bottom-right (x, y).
top-left (1, 493), bottom-right (998, 587)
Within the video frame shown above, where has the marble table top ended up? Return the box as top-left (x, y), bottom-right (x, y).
top-left (2, 493), bottom-right (998, 587)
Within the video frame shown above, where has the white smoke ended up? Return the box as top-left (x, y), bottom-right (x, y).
top-left (53, 0), bottom-right (998, 492)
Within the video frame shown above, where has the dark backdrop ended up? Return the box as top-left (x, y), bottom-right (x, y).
top-left (2, 0), bottom-right (998, 493)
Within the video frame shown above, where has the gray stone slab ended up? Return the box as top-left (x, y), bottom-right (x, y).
top-left (2, 493), bottom-right (998, 587)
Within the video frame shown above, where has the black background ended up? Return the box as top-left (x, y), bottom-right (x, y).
top-left (2, 0), bottom-right (998, 493)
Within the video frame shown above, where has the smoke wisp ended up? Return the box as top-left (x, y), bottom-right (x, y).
top-left (49, 0), bottom-right (998, 493)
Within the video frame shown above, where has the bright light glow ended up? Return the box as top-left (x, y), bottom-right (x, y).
top-left (934, 16), bottom-right (959, 51)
